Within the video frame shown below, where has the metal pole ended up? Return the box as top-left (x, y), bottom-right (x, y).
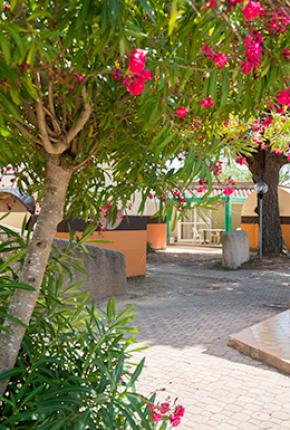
top-left (259, 194), bottom-right (263, 259)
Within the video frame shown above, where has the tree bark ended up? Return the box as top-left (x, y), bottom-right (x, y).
top-left (0, 156), bottom-right (72, 396)
top-left (247, 150), bottom-right (285, 256)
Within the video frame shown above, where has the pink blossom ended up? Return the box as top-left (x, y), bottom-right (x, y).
top-left (112, 69), bottom-right (122, 80)
top-left (242, 1), bottom-right (265, 21)
top-left (261, 116), bottom-right (273, 127)
top-left (283, 48), bottom-right (290, 61)
top-left (119, 374), bottom-right (125, 382)
top-left (128, 48), bottom-right (146, 74)
top-left (223, 187), bottom-right (234, 196)
top-left (141, 70), bottom-right (153, 81)
top-left (273, 149), bottom-right (283, 155)
top-left (170, 415), bottom-right (182, 427)
top-left (124, 75), bottom-right (145, 96)
top-left (148, 193), bottom-right (154, 199)
top-left (147, 404), bottom-right (155, 413)
top-left (277, 89), bottom-right (290, 107)
top-left (99, 225), bottom-right (106, 232)
top-left (159, 402), bottom-right (171, 414)
top-left (174, 405), bottom-right (185, 417)
top-left (241, 60), bottom-right (255, 75)
top-left (229, 0), bottom-right (243, 4)
top-left (200, 96), bottom-right (214, 108)
top-left (252, 120), bottom-right (261, 132)
top-left (206, 0), bottom-right (216, 8)
top-left (202, 44), bottom-right (214, 59)
top-left (3, 2), bottom-right (10, 9)
top-left (269, 11), bottom-right (290, 34)
top-left (287, 154), bottom-right (290, 161)
top-left (254, 138), bottom-right (263, 145)
top-left (276, 106), bottom-right (285, 114)
top-left (197, 186), bottom-right (206, 193)
top-left (176, 106), bottom-right (189, 118)
top-left (151, 412), bottom-right (162, 423)
top-left (198, 179), bottom-right (208, 186)
top-left (236, 156), bottom-right (246, 166)
top-left (77, 74), bottom-right (85, 84)
top-left (214, 52), bottom-right (228, 68)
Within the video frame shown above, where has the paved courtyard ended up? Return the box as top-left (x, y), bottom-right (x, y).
top-left (121, 247), bottom-right (290, 430)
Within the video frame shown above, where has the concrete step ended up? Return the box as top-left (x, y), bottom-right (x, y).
top-left (228, 310), bottom-right (290, 374)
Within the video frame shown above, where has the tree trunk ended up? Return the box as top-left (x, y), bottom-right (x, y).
top-left (247, 150), bottom-right (285, 256)
top-left (0, 156), bottom-right (72, 396)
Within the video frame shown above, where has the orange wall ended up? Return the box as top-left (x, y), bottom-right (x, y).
top-left (241, 223), bottom-right (290, 250)
top-left (147, 223), bottom-right (167, 250)
top-left (56, 230), bottom-right (147, 278)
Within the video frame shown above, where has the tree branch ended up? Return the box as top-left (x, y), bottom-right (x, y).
top-left (63, 88), bottom-right (92, 147)
top-left (11, 119), bottom-right (39, 144)
top-left (72, 141), bottom-right (98, 171)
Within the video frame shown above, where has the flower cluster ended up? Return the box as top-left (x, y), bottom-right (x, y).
top-left (210, 160), bottom-right (223, 176)
top-left (124, 49), bottom-right (153, 96)
top-left (242, 1), bottom-right (265, 21)
top-left (202, 45), bottom-right (228, 69)
top-left (148, 397), bottom-right (185, 428)
top-left (269, 10), bottom-right (290, 34)
top-left (200, 96), bottom-right (214, 108)
top-left (235, 155), bottom-right (246, 166)
top-left (176, 106), bottom-right (189, 118)
top-left (277, 89), bottom-right (290, 107)
top-left (241, 31), bottom-right (263, 75)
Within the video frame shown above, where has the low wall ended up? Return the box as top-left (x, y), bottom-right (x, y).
top-left (53, 238), bottom-right (127, 300)
top-left (241, 221), bottom-right (290, 250)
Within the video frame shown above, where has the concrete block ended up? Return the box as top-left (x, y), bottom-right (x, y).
top-left (222, 230), bottom-right (249, 270)
top-left (53, 238), bottom-right (127, 300)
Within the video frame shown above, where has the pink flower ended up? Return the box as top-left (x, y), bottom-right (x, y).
top-left (242, 1), bottom-right (265, 21)
top-left (261, 116), bottom-right (273, 127)
top-left (236, 156), bottom-right (246, 165)
top-left (170, 415), bottom-right (182, 427)
top-left (141, 70), bottom-right (153, 81)
top-left (277, 89), bottom-right (290, 107)
top-left (269, 11), bottom-right (290, 34)
top-left (206, 0), bottom-right (216, 8)
top-left (174, 405), bottom-right (185, 417)
top-left (176, 106), bottom-right (189, 118)
top-left (230, 0), bottom-right (243, 4)
top-left (3, 2), bottom-right (10, 9)
top-left (273, 149), bottom-right (283, 155)
top-left (241, 61), bottom-right (255, 75)
top-left (128, 49), bottom-right (146, 74)
top-left (148, 193), bottom-right (154, 199)
top-left (147, 404), bottom-right (155, 413)
top-left (151, 412), bottom-right (162, 423)
top-left (283, 48), bottom-right (290, 61)
top-left (214, 52), bottom-right (228, 68)
top-left (198, 179), bottom-right (208, 186)
top-left (287, 154), bottom-right (290, 161)
top-left (200, 96), bottom-right (214, 108)
top-left (119, 374), bottom-right (125, 382)
top-left (276, 106), bottom-right (285, 115)
top-left (197, 186), bottom-right (206, 193)
top-left (202, 44), bottom-right (214, 59)
top-left (159, 402), bottom-right (171, 414)
top-left (99, 225), bottom-right (106, 232)
top-left (112, 69), bottom-right (122, 80)
top-left (223, 187), bottom-right (234, 196)
top-left (124, 75), bottom-right (145, 96)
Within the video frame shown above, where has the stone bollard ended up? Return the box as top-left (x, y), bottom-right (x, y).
top-left (222, 231), bottom-right (250, 270)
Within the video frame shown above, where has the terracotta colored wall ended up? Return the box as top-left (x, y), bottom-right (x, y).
top-left (241, 223), bottom-right (290, 250)
top-left (147, 223), bottom-right (166, 250)
top-left (241, 224), bottom-right (259, 250)
top-left (55, 230), bottom-right (147, 278)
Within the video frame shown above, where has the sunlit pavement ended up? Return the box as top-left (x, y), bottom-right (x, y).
top-left (120, 249), bottom-right (290, 430)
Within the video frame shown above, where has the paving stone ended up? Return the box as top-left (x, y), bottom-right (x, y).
top-left (117, 248), bottom-right (290, 430)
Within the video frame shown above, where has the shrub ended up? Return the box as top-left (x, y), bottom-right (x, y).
top-left (0, 225), bottom-right (184, 429)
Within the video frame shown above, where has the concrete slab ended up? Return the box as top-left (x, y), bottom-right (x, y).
top-left (228, 310), bottom-right (290, 374)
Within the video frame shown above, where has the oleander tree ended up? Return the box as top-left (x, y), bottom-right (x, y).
top-left (0, 0), bottom-right (288, 394)
top-left (218, 111), bottom-right (290, 256)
